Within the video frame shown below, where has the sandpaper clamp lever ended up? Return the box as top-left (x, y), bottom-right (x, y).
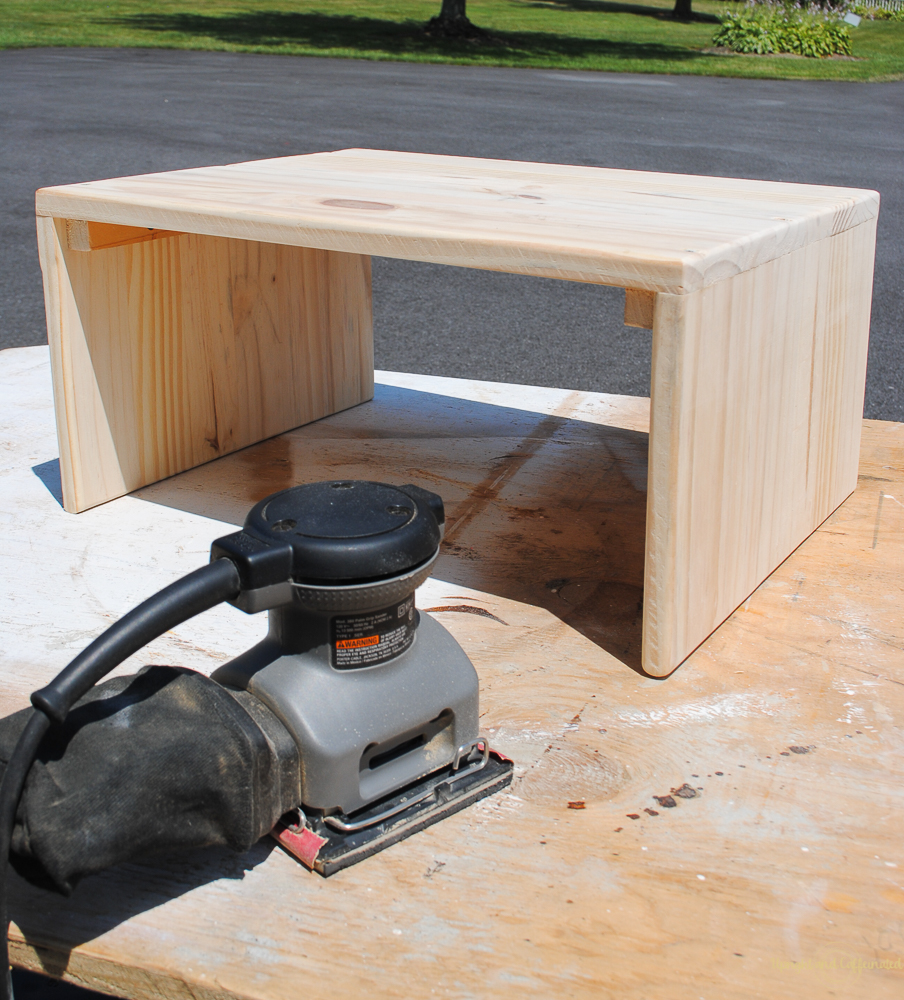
top-left (321, 735), bottom-right (493, 833)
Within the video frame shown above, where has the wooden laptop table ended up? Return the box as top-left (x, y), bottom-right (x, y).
top-left (35, 150), bottom-right (879, 676)
top-left (1, 348), bottom-right (902, 1000)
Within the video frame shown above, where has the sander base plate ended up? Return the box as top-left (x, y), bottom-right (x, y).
top-left (273, 752), bottom-right (514, 876)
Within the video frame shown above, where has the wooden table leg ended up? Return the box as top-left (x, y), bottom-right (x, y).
top-left (642, 219), bottom-right (877, 676)
top-left (36, 217), bottom-right (374, 513)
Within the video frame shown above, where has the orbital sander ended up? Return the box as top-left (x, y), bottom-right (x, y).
top-left (0, 481), bottom-right (512, 997)
top-left (212, 479), bottom-right (512, 873)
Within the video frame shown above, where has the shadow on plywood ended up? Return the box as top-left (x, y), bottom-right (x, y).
top-left (9, 841), bottom-right (275, 980)
top-left (131, 383), bottom-right (650, 673)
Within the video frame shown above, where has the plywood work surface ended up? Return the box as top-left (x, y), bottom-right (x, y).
top-left (35, 149), bottom-right (879, 293)
top-left (2, 348), bottom-right (903, 1000)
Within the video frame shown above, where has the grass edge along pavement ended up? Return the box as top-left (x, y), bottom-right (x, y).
top-left (1, 0), bottom-right (903, 80)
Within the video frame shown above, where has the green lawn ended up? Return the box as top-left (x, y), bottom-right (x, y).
top-left (1, 0), bottom-right (902, 80)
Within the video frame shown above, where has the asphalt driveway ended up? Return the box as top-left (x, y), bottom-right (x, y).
top-left (2, 48), bottom-right (901, 419)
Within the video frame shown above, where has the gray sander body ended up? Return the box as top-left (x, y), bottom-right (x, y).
top-left (211, 480), bottom-right (480, 818)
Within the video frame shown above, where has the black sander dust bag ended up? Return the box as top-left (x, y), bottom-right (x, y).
top-left (0, 665), bottom-right (301, 895)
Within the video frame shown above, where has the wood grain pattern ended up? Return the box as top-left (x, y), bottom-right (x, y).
top-left (2, 352), bottom-right (902, 1000)
top-left (624, 288), bottom-right (655, 329)
top-left (36, 218), bottom-right (373, 512)
top-left (36, 149), bottom-right (879, 294)
top-left (643, 219), bottom-right (877, 675)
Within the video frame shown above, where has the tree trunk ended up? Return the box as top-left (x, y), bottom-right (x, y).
top-left (425, 0), bottom-right (488, 40)
top-left (673, 0), bottom-right (693, 19)
top-left (439, 0), bottom-right (468, 22)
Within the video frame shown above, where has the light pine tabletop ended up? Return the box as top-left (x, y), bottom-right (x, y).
top-left (35, 148), bottom-right (879, 293)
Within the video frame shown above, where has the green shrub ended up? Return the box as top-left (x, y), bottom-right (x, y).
top-left (714, 2), bottom-right (853, 57)
top-left (851, 3), bottom-right (904, 20)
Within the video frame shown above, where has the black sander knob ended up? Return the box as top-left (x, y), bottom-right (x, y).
top-left (245, 480), bottom-right (444, 582)
top-left (211, 481), bottom-right (444, 597)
